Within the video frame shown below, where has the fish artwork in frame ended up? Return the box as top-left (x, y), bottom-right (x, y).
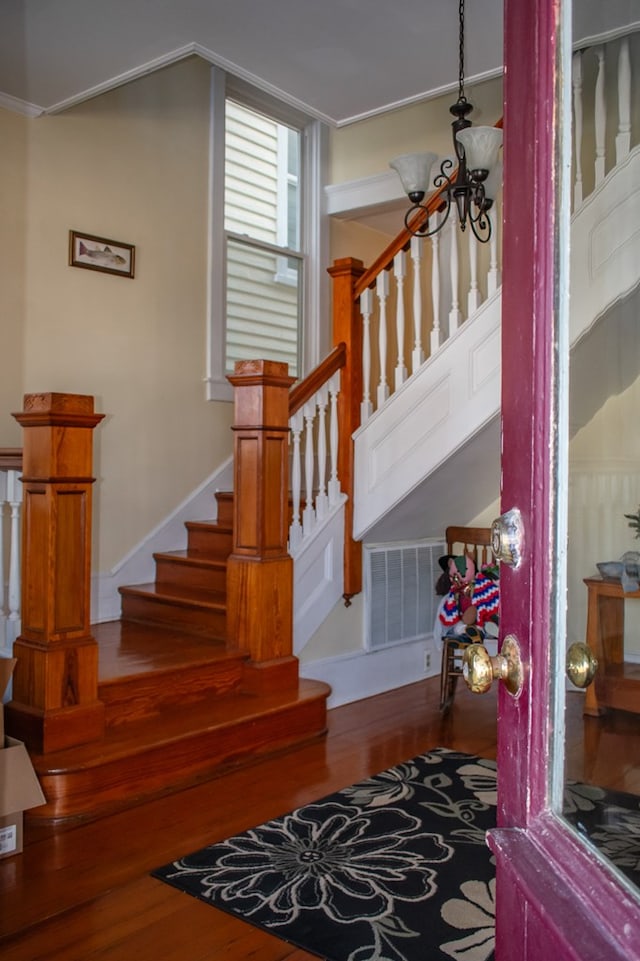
top-left (69, 230), bottom-right (135, 278)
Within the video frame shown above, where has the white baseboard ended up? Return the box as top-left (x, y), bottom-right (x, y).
top-left (300, 636), bottom-right (439, 710)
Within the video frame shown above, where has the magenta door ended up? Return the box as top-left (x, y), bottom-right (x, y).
top-left (493, 0), bottom-right (640, 957)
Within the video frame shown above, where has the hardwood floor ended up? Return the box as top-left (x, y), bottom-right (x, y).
top-left (0, 676), bottom-right (637, 960)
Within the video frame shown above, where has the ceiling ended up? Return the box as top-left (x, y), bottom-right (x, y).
top-left (0, 0), bottom-right (504, 125)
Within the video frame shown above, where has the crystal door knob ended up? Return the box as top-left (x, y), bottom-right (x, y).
top-left (566, 642), bottom-right (598, 689)
top-left (491, 508), bottom-right (524, 568)
top-left (463, 634), bottom-right (524, 697)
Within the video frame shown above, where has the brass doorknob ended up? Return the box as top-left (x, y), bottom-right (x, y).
top-left (566, 642), bottom-right (598, 688)
top-left (463, 634), bottom-right (524, 697)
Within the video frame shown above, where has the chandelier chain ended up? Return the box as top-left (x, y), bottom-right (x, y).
top-left (458, 0), bottom-right (466, 103)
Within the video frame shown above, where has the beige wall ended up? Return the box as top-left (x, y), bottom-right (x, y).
top-left (0, 108), bottom-right (27, 445)
top-left (329, 77), bottom-right (504, 185)
top-left (2, 59), bottom-right (234, 571)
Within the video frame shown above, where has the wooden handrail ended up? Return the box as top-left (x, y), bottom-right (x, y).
top-left (0, 448), bottom-right (22, 470)
top-left (355, 116), bottom-right (504, 299)
top-left (289, 342), bottom-right (346, 417)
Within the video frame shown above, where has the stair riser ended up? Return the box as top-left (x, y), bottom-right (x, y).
top-left (154, 557), bottom-right (227, 593)
top-left (100, 659), bottom-right (245, 727)
top-left (186, 527), bottom-right (233, 558)
top-left (121, 595), bottom-right (227, 639)
top-left (214, 492), bottom-right (234, 527)
top-left (29, 694), bottom-right (329, 821)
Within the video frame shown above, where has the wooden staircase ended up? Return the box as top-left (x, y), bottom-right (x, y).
top-left (6, 382), bottom-right (332, 824)
top-left (23, 488), bottom-right (329, 823)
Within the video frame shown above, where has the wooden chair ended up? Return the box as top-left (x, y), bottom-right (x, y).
top-left (438, 526), bottom-right (496, 712)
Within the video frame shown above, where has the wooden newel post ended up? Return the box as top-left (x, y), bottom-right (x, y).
top-left (6, 392), bottom-right (105, 754)
top-left (327, 257), bottom-right (366, 603)
top-left (226, 361), bottom-right (298, 691)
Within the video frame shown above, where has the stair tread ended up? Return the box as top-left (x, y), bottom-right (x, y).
top-left (29, 678), bottom-right (330, 771)
top-left (186, 518), bottom-right (233, 532)
top-left (119, 582), bottom-right (227, 609)
top-left (93, 620), bottom-right (240, 683)
top-left (153, 550), bottom-right (227, 568)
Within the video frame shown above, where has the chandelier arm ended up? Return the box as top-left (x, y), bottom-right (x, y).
top-left (469, 212), bottom-right (492, 243)
top-left (404, 197), bottom-right (453, 239)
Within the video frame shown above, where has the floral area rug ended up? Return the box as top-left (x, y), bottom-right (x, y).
top-left (152, 749), bottom-right (498, 961)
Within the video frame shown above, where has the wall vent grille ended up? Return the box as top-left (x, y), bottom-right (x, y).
top-left (364, 540), bottom-right (445, 650)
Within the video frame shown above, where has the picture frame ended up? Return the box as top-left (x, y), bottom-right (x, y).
top-left (69, 230), bottom-right (135, 278)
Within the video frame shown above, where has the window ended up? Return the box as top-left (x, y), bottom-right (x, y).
top-left (205, 69), bottom-right (328, 402)
top-left (224, 100), bottom-right (301, 377)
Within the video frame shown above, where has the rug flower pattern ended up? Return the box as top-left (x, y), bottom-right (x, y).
top-left (153, 749), bottom-right (498, 961)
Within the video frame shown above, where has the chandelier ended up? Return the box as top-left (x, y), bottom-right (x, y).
top-left (389, 0), bottom-right (502, 243)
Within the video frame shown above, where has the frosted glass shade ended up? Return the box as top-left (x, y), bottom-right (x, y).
top-left (483, 160), bottom-right (503, 202)
top-left (456, 126), bottom-right (503, 175)
top-left (389, 152), bottom-right (438, 200)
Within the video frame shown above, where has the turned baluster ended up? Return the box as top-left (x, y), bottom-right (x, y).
top-left (393, 251), bottom-right (407, 390)
top-left (360, 287), bottom-right (373, 422)
top-left (327, 374), bottom-right (341, 507)
top-left (449, 216), bottom-right (462, 332)
top-left (572, 51), bottom-right (584, 208)
top-left (376, 270), bottom-right (389, 408)
top-left (594, 45), bottom-right (606, 185)
top-left (616, 37), bottom-right (631, 163)
top-left (467, 230), bottom-right (480, 315)
top-left (410, 237), bottom-right (425, 369)
top-left (289, 410), bottom-right (303, 554)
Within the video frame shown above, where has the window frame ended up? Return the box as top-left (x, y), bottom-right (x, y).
top-left (205, 67), bottom-right (329, 402)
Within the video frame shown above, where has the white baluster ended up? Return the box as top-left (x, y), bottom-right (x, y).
top-left (430, 224), bottom-right (442, 355)
top-left (328, 374), bottom-right (341, 506)
top-left (6, 471), bottom-right (21, 649)
top-left (572, 51), bottom-right (584, 208)
top-left (302, 401), bottom-right (316, 536)
top-left (288, 410), bottom-right (304, 553)
top-left (467, 229), bottom-right (480, 315)
top-left (487, 208), bottom-right (501, 295)
top-left (410, 236), bottom-right (425, 371)
top-left (448, 216), bottom-right (462, 333)
top-left (594, 45), bottom-right (606, 185)
top-left (315, 387), bottom-right (329, 521)
top-left (393, 251), bottom-right (407, 390)
top-left (616, 37), bottom-right (631, 163)
top-left (360, 287), bottom-right (373, 422)
top-left (376, 270), bottom-right (390, 407)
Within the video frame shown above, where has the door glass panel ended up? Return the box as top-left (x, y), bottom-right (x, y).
top-left (561, 2), bottom-right (640, 895)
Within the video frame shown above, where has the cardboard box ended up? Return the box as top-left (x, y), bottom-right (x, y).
top-left (0, 659), bottom-right (46, 859)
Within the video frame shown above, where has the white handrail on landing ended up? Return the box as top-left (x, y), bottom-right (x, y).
top-left (0, 468), bottom-right (22, 656)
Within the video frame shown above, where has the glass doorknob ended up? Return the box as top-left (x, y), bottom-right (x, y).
top-left (491, 508), bottom-right (524, 568)
top-left (463, 634), bottom-right (524, 697)
top-left (566, 642), bottom-right (598, 688)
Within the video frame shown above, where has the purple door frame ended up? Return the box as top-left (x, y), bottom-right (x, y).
top-left (491, 0), bottom-right (640, 957)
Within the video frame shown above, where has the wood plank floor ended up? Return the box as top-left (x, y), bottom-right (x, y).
top-left (0, 677), bottom-right (637, 960)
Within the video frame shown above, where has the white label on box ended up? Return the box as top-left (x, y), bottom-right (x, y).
top-left (0, 824), bottom-right (17, 855)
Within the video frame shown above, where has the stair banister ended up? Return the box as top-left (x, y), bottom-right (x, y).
top-left (226, 360), bottom-right (300, 691)
top-left (327, 257), bottom-right (367, 602)
top-left (6, 393), bottom-right (105, 754)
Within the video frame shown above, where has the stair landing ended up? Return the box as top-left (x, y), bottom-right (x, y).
top-left (27, 620), bottom-right (330, 823)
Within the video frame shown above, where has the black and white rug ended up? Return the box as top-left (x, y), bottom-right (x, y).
top-left (152, 749), bottom-right (640, 961)
top-left (153, 749), bottom-right (498, 961)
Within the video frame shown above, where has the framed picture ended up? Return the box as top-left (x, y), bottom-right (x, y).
top-left (69, 230), bottom-right (135, 278)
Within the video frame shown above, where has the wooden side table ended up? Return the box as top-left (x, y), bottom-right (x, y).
top-left (583, 576), bottom-right (640, 716)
